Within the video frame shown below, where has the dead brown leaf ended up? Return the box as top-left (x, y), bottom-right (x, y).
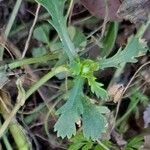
top-left (108, 83), bottom-right (125, 103)
top-left (80, 0), bottom-right (121, 21)
top-left (117, 0), bottom-right (150, 23)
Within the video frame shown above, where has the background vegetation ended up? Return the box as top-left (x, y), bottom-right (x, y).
top-left (0, 0), bottom-right (150, 149)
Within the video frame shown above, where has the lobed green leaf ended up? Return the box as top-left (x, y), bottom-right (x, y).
top-left (99, 36), bottom-right (148, 69)
top-left (54, 77), bottom-right (84, 138)
top-left (88, 78), bottom-right (108, 100)
top-left (35, 0), bottom-right (77, 61)
top-left (54, 109), bottom-right (80, 138)
top-left (82, 99), bottom-right (108, 140)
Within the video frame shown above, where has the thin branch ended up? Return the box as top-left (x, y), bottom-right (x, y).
top-left (100, 0), bottom-right (109, 39)
top-left (21, 4), bottom-right (41, 58)
top-left (113, 61), bottom-right (150, 129)
top-left (66, 0), bottom-right (74, 25)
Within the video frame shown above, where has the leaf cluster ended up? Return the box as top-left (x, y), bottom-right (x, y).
top-left (35, 0), bottom-right (149, 141)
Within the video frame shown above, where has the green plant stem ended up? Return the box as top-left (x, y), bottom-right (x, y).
top-left (116, 61), bottom-right (150, 126)
top-left (97, 139), bottom-right (109, 150)
top-left (44, 97), bottom-right (61, 138)
top-left (0, 53), bottom-right (58, 70)
top-left (0, 92), bottom-right (30, 150)
top-left (25, 66), bottom-right (68, 99)
top-left (49, 18), bottom-right (77, 61)
top-left (9, 53), bottom-right (58, 69)
top-left (1, 120), bottom-right (13, 150)
top-left (58, 28), bottom-right (77, 61)
top-left (136, 14), bottom-right (150, 38)
top-left (0, 0), bottom-right (22, 60)
top-left (9, 123), bottom-right (31, 150)
top-left (0, 66), bottom-right (68, 138)
top-left (5, 0), bottom-right (22, 37)
top-left (116, 99), bottom-right (139, 126)
top-left (2, 135), bottom-right (13, 150)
